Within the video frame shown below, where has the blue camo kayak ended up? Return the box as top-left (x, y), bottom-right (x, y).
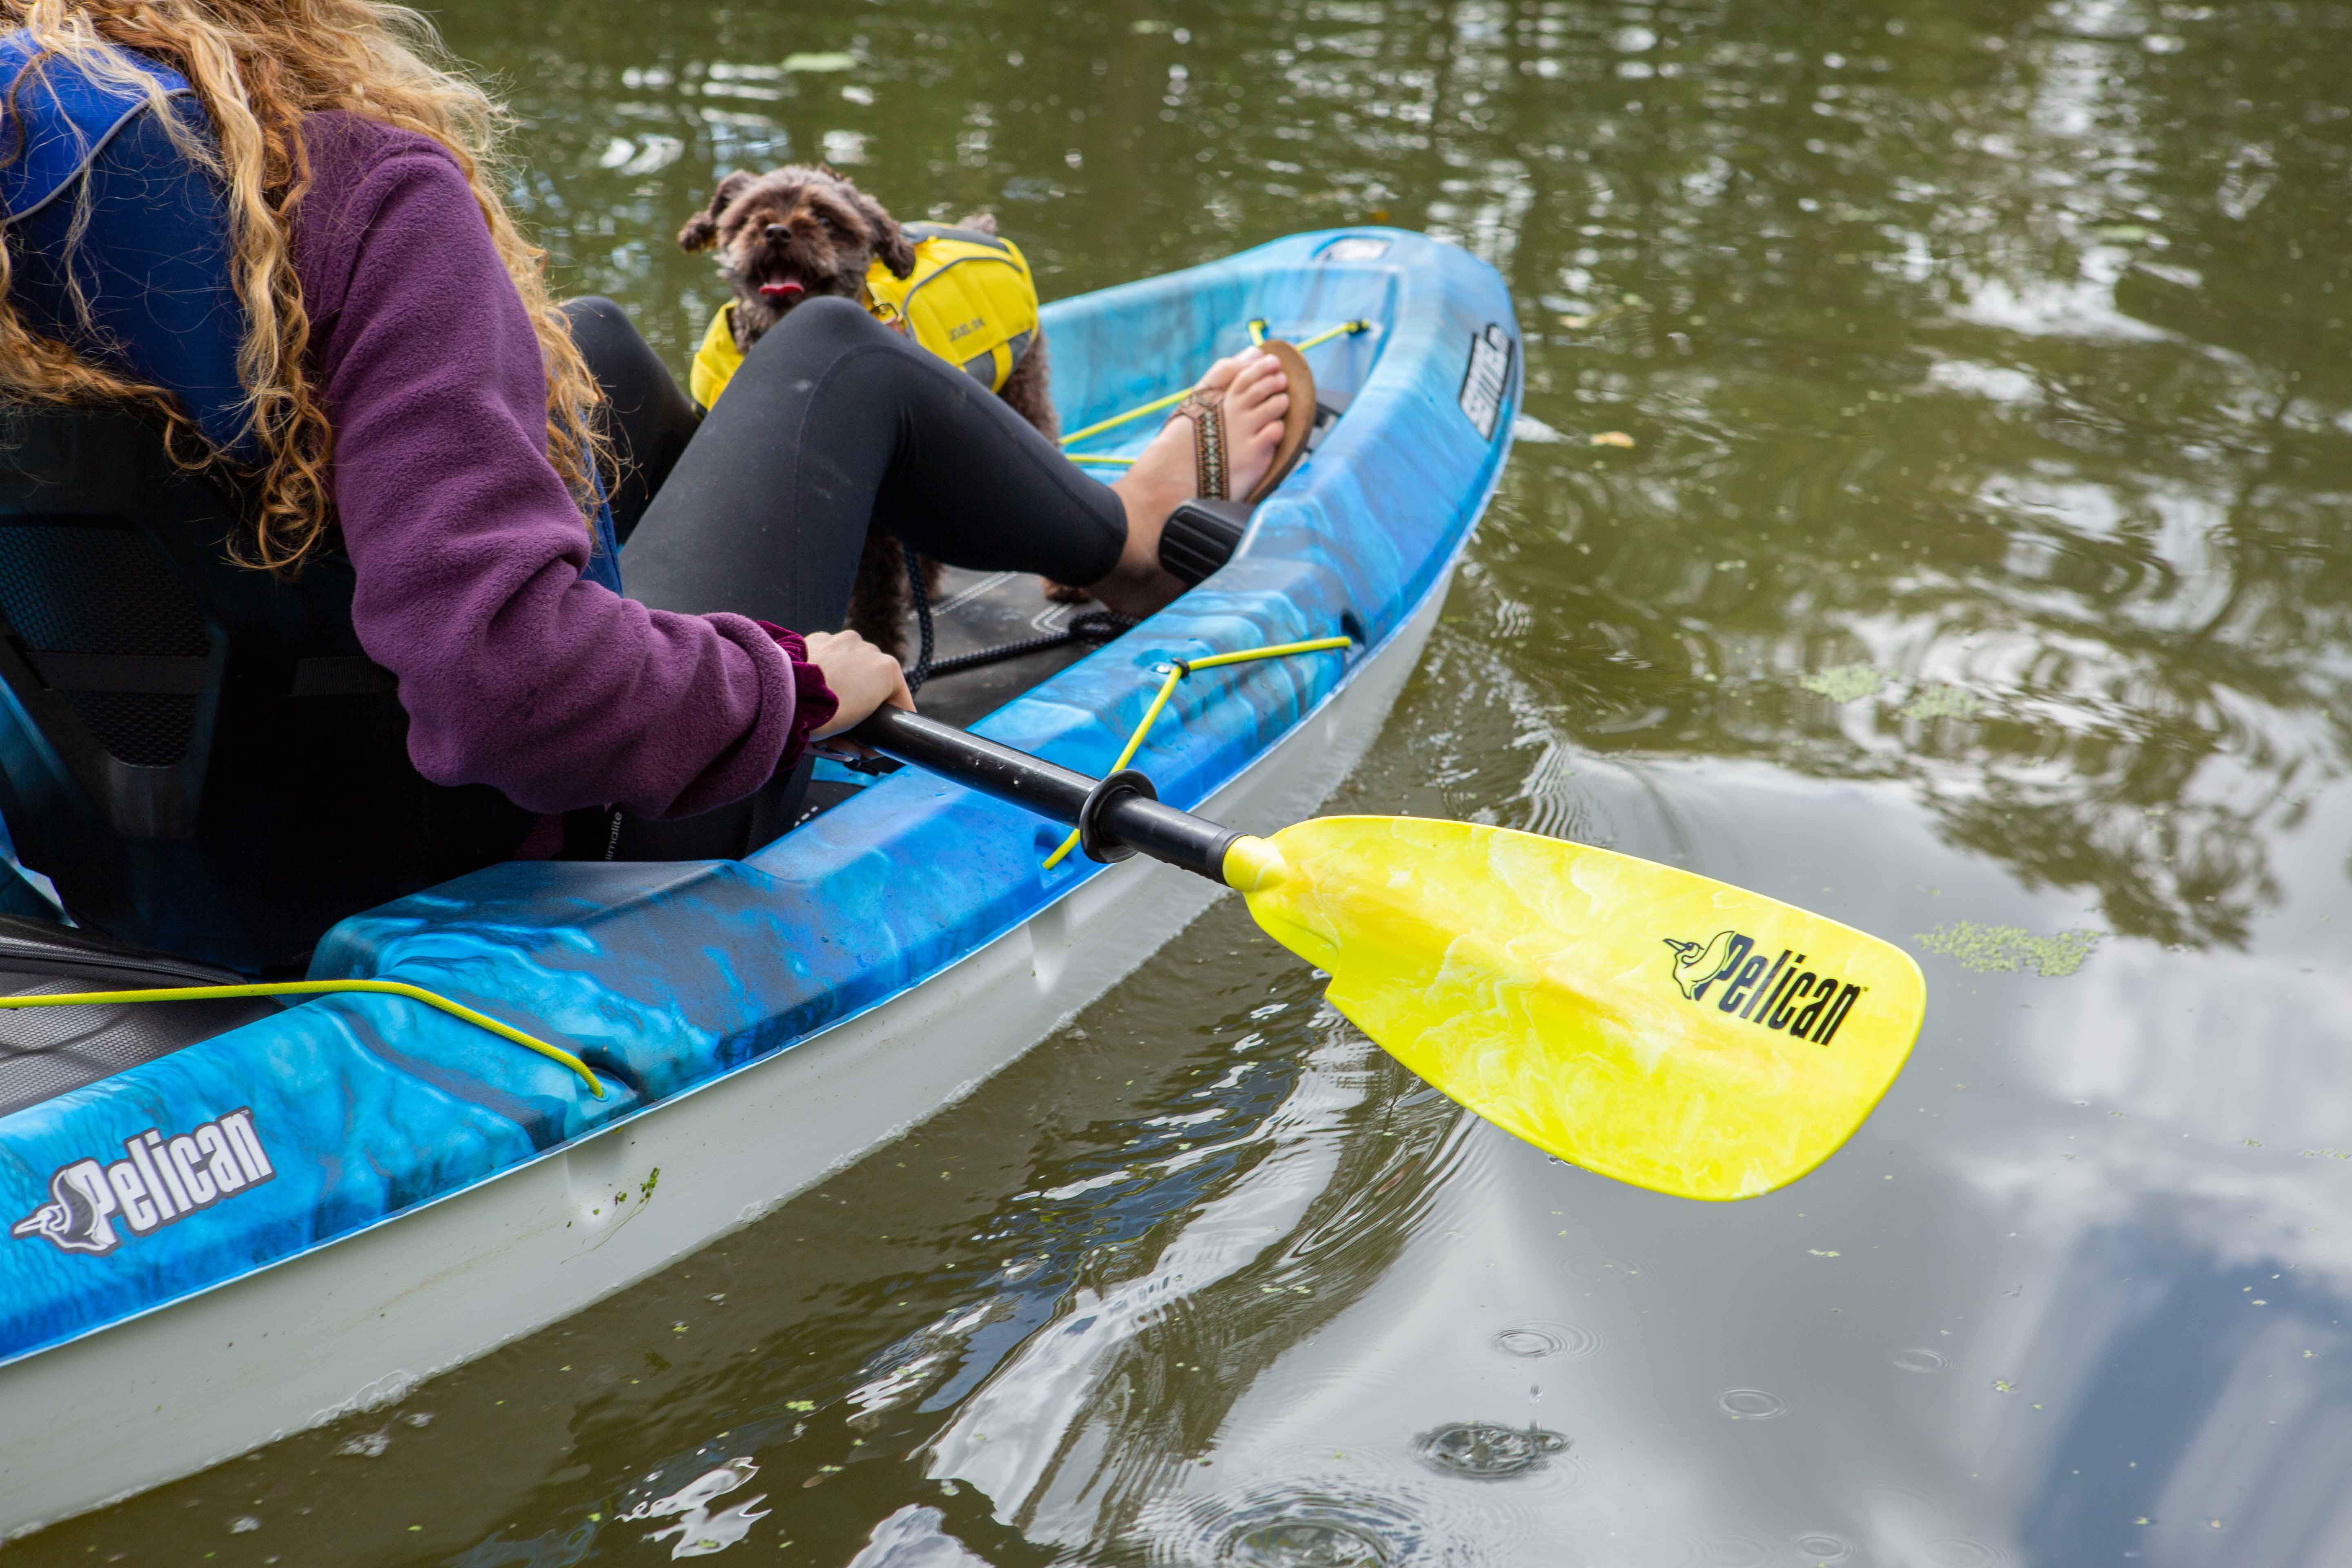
top-left (0, 226), bottom-right (1517, 1532)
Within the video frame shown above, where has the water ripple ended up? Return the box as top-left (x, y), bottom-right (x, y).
top-left (1716, 1388), bottom-right (1787, 1420)
top-left (1490, 1320), bottom-right (1599, 1360)
top-left (1412, 1421), bottom-right (1570, 1480)
top-left (1158, 1488), bottom-right (1427, 1568)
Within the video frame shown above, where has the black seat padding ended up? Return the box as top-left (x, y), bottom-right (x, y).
top-left (0, 408), bottom-right (535, 971)
top-left (0, 914), bottom-right (275, 1120)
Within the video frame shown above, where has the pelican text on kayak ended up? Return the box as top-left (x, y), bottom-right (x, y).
top-left (9, 1109), bottom-right (274, 1257)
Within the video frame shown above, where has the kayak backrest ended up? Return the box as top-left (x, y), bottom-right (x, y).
top-left (0, 36), bottom-right (534, 969)
top-left (0, 405), bottom-right (535, 971)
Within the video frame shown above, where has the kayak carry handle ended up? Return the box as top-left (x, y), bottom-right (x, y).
top-left (848, 707), bottom-right (1243, 882)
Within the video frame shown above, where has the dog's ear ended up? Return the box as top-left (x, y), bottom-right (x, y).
top-left (678, 170), bottom-right (755, 252)
top-left (850, 189), bottom-right (918, 280)
top-left (879, 221), bottom-right (918, 280)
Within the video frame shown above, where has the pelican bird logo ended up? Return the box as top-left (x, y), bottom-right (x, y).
top-left (1662, 931), bottom-right (1740, 1000)
top-left (9, 1160), bottom-right (120, 1255)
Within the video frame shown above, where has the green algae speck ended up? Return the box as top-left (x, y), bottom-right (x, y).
top-left (1800, 664), bottom-right (1889, 703)
top-left (1901, 684), bottom-right (1982, 720)
top-left (1916, 921), bottom-right (2101, 978)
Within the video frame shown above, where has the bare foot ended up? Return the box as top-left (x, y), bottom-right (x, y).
top-left (1094, 348), bottom-right (1290, 619)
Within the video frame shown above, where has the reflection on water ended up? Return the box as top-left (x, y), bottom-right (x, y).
top-left (20, 0), bottom-right (2352, 1564)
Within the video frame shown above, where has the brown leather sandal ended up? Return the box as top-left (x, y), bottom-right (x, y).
top-left (1165, 340), bottom-right (1319, 503)
top-left (1243, 339), bottom-right (1316, 504)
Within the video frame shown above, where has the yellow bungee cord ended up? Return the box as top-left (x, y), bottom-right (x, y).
top-left (0, 979), bottom-right (605, 1098)
top-left (1055, 319), bottom-right (1372, 452)
top-left (1043, 320), bottom-right (1370, 862)
top-left (1042, 635), bottom-right (1354, 870)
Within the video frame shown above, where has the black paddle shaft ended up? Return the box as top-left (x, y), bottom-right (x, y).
top-left (850, 708), bottom-right (1244, 882)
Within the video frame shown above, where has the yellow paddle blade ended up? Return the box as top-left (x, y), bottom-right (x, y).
top-left (1223, 817), bottom-right (1924, 1200)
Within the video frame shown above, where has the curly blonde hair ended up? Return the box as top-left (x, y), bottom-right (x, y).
top-left (0, 0), bottom-right (605, 572)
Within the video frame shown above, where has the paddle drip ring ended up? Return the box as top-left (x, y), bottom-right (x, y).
top-left (1076, 768), bottom-right (1158, 864)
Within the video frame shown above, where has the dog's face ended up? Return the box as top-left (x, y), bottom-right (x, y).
top-left (677, 165), bottom-right (916, 346)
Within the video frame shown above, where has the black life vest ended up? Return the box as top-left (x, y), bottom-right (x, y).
top-left (0, 36), bottom-right (572, 971)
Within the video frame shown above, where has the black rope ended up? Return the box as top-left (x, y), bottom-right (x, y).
top-left (897, 552), bottom-right (1135, 692)
top-left (919, 609), bottom-right (1134, 681)
top-left (903, 541), bottom-right (937, 694)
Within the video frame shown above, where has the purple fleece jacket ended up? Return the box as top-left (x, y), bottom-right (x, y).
top-left (292, 112), bottom-right (833, 818)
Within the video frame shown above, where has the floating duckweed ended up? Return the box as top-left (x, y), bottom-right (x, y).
top-left (1900, 684), bottom-right (1981, 719)
top-left (1916, 922), bottom-right (2101, 978)
top-left (1800, 664), bottom-right (1888, 703)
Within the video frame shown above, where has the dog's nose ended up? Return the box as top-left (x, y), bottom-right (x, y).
top-left (763, 223), bottom-right (789, 243)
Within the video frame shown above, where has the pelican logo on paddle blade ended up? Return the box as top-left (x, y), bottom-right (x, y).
top-left (1662, 929), bottom-right (1864, 1046)
top-left (1662, 931), bottom-right (1739, 998)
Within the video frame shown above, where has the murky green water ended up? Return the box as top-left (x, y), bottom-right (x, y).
top-left (25, 0), bottom-right (2352, 1562)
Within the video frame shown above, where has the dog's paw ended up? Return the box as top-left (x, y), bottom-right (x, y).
top-left (1040, 577), bottom-right (1091, 604)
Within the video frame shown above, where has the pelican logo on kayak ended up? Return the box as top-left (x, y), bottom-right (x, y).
top-left (7, 1109), bottom-right (273, 1257)
top-left (1661, 932), bottom-right (1862, 1046)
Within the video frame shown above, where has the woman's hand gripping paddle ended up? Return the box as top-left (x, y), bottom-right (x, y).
top-left (853, 709), bottom-right (1925, 1200)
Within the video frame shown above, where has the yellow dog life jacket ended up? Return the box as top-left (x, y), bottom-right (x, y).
top-left (690, 223), bottom-right (1041, 410)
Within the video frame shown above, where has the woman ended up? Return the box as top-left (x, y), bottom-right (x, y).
top-left (0, 0), bottom-right (1292, 863)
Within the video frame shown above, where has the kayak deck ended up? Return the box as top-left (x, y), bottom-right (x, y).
top-left (905, 568), bottom-right (1122, 731)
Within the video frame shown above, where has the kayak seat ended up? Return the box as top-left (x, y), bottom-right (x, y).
top-left (0, 406), bottom-right (536, 973)
top-left (0, 914), bottom-right (273, 1121)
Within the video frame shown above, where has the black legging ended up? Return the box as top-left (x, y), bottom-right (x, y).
top-left (562, 294), bottom-right (1125, 628)
top-left (554, 295), bottom-right (1127, 857)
